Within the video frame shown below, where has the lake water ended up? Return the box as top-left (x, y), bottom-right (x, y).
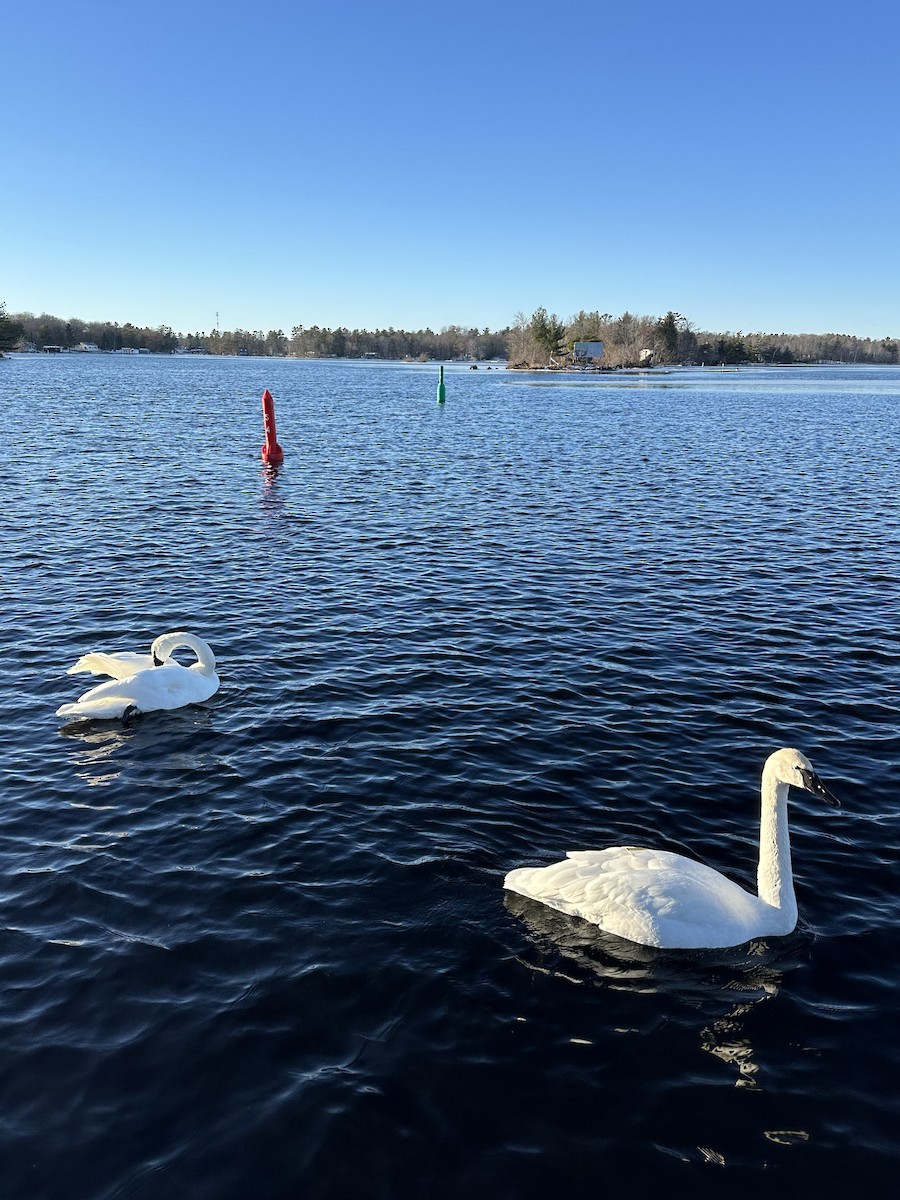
top-left (1, 354), bottom-right (899, 1198)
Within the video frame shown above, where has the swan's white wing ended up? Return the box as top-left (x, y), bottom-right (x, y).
top-left (505, 847), bottom-right (763, 949)
top-left (56, 673), bottom-right (141, 719)
top-left (67, 651), bottom-right (155, 680)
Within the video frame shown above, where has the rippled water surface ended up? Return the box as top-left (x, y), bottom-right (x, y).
top-left (2, 355), bottom-right (899, 1198)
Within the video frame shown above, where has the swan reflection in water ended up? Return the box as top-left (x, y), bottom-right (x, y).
top-left (504, 891), bottom-right (807, 1090)
top-left (59, 707), bottom-right (214, 791)
top-left (58, 722), bottom-right (130, 790)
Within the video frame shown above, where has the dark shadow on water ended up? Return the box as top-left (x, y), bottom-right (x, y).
top-left (504, 892), bottom-right (813, 1089)
top-left (504, 892), bottom-right (811, 985)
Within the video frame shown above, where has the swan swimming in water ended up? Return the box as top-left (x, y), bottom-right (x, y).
top-left (504, 748), bottom-right (839, 950)
top-left (56, 632), bottom-right (219, 721)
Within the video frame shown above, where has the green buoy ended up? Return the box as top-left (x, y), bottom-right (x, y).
top-left (437, 363), bottom-right (446, 404)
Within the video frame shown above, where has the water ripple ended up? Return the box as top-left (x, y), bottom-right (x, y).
top-left (2, 357), bottom-right (900, 1197)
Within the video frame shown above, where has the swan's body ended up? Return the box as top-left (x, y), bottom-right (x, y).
top-left (504, 748), bottom-right (838, 950)
top-left (57, 632), bottom-right (219, 720)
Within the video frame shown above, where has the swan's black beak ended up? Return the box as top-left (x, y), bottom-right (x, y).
top-left (799, 767), bottom-right (840, 807)
top-left (152, 653), bottom-right (164, 666)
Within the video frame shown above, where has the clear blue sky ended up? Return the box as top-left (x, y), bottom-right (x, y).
top-left (4, 0), bottom-right (898, 338)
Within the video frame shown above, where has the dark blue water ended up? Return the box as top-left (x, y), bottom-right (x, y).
top-left (2, 355), bottom-right (899, 1198)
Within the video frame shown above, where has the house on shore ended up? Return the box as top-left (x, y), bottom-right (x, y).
top-left (572, 340), bottom-right (605, 368)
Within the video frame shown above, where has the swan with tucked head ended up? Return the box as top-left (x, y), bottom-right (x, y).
top-left (57, 632), bottom-right (219, 721)
top-left (504, 748), bottom-right (839, 950)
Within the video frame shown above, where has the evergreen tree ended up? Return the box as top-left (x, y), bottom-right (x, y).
top-left (530, 307), bottom-right (566, 362)
top-left (655, 311), bottom-right (679, 362)
top-left (0, 302), bottom-right (23, 355)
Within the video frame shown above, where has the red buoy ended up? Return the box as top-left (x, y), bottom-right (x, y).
top-left (260, 388), bottom-right (284, 464)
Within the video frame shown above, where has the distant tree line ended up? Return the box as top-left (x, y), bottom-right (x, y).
top-left (8, 310), bottom-right (180, 354)
top-left (3, 303), bottom-right (897, 366)
top-left (288, 324), bottom-right (509, 361)
top-left (3, 309), bottom-right (509, 362)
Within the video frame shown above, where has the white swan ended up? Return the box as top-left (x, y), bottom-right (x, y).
top-left (56, 632), bottom-right (219, 721)
top-left (504, 748), bottom-right (839, 950)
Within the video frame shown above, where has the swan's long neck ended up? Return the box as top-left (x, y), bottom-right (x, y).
top-left (187, 637), bottom-right (216, 676)
top-left (152, 633), bottom-right (216, 676)
top-left (756, 768), bottom-right (797, 922)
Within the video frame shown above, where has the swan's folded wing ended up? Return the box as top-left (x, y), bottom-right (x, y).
top-left (56, 673), bottom-right (141, 719)
top-left (67, 651), bottom-right (154, 680)
top-left (505, 847), bottom-right (734, 947)
top-left (56, 695), bottom-right (133, 719)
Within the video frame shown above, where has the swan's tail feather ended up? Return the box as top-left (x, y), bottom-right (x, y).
top-left (56, 698), bottom-right (132, 720)
top-left (504, 867), bottom-right (542, 899)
